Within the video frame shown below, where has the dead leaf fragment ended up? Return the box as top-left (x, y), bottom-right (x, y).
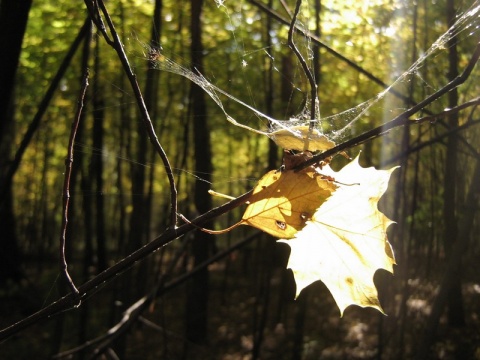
top-left (242, 169), bottom-right (337, 238)
top-left (269, 125), bottom-right (336, 152)
top-left (279, 154), bottom-right (397, 315)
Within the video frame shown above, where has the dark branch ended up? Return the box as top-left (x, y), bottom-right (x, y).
top-left (85, 0), bottom-right (178, 227)
top-left (385, 117), bottom-right (480, 166)
top-left (0, 19), bottom-right (90, 207)
top-left (0, 189), bottom-right (252, 342)
top-left (294, 40), bottom-right (480, 171)
top-left (59, 69), bottom-right (91, 297)
top-left (53, 232), bottom-right (260, 358)
top-left (287, 0), bottom-right (318, 128)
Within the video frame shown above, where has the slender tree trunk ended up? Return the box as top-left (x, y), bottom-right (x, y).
top-left (91, 38), bottom-right (107, 272)
top-left (265, 0), bottom-right (278, 169)
top-left (442, 0), bottom-right (465, 328)
top-left (393, 4), bottom-right (419, 358)
top-left (312, 0), bottom-right (321, 85)
top-left (0, 0), bottom-right (32, 285)
top-left (416, 158), bottom-right (480, 358)
top-left (185, 0), bottom-right (213, 344)
top-left (142, 0), bottom-right (163, 288)
top-left (251, 239), bottom-right (274, 360)
top-left (115, 2), bottom-right (129, 256)
top-left (110, 4), bottom-right (130, 355)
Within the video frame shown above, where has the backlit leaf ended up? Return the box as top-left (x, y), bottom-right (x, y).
top-left (269, 125), bottom-right (336, 152)
top-left (242, 168), bottom-right (337, 238)
top-left (279, 154), bottom-right (397, 315)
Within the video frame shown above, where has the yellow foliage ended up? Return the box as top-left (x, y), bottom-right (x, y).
top-left (278, 154), bottom-right (397, 315)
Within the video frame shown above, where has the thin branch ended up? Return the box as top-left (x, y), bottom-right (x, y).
top-left (287, 0), bottom-right (318, 127)
top-left (0, 189), bottom-right (252, 342)
top-left (85, 0), bottom-right (178, 227)
top-left (383, 99), bottom-right (480, 166)
top-left (80, 237), bottom-right (190, 359)
top-left (84, 0), bottom-right (113, 45)
top-left (248, 0), bottom-right (415, 106)
top-left (294, 40), bottom-right (480, 171)
top-left (390, 119), bottom-right (480, 165)
top-left (53, 231), bottom-right (260, 359)
top-left (59, 70), bottom-right (90, 297)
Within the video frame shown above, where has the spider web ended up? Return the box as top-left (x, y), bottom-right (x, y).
top-left (147, 0), bottom-right (480, 150)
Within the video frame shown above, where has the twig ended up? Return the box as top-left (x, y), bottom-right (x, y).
top-left (383, 98), bottom-right (480, 165)
top-left (53, 232), bottom-right (259, 358)
top-left (53, 238), bottom-right (189, 359)
top-left (294, 40), bottom-right (480, 171)
top-left (59, 70), bottom-right (90, 297)
top-left (87, 238), bottom-right (191, 359)
top-left (84, 0), bottom-right (113, 46)
top-left (0, 189), bottom-right (252, 342)
top-left (248, 0), bottom-right (415, 107)
top-left (287, 0), bottom-right (318, 127)
top-left (84, 0), bottom-right (178, 227)
top-left (177, 212), bottom-right (242, 234)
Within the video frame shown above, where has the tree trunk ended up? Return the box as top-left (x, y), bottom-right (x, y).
top-left (92, 38), bottom-right (107, 272)
top-left (185, 0), bottom-right (213, 344)
top-left (0, 0), bottom-right (33, 284)
top-left (264, 0), bottom-right (278, 169)
top-left (442, 0), bottom-right (465, 328)
top-left (416, 157), bottom-right (480, 358)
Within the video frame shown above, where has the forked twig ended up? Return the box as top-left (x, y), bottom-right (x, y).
top-left (54, 236), bottom-right (191, 359)
top-left (0, 19), bottom-right (90, 207)
top-left (59, 70), bottom-right (90, 297)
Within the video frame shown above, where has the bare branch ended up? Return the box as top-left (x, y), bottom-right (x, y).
top-left (287, 0), bottom-right (318, 127)
top-left (54, 231), bottom-right (260, 358)
top-left (84, 0), bottom-right (178, 227)
top-left (248, 0), bottom-right (414, 106)
top-left (59, 69), bottom-right (90, 297)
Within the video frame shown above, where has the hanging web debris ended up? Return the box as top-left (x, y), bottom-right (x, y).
top-left (145, 1), bottom-right (480, 152)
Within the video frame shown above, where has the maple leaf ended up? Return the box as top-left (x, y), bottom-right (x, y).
top-left (278, 154), bottom-right (397, 315)
top-left (242, 168), bottom-right (337, 238)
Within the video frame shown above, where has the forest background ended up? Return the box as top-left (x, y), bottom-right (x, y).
top-left (0, 0), bottom-right (479, 358)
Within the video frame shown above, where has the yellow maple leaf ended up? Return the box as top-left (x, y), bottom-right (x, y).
top-left (242, 168), bottom-right (337, 238)
top-left (278, 154), bottom-right (397, 315)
